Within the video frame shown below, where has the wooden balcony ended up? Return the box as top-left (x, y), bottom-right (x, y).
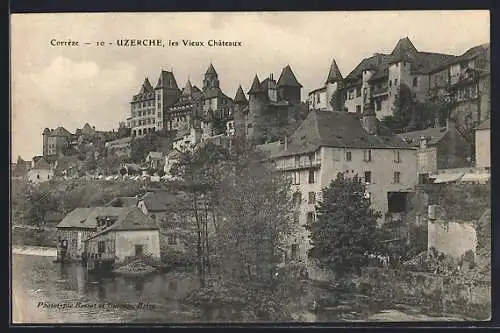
top-left (277, 160), bottom-right (321, 171)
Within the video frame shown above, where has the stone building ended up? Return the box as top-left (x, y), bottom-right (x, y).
top-left (258, 107), bottom-right (417, 269)
top-left (308, 59), bottom-right (344, 111)
top-left (84, 207), bottom-right (160, 266)
top-left (129, 71), bottom-right (181, 137)
top-left (313, 37), bottom-right (456, 118)
top-left (27, 156), bottom-right (54, 183)
top-left (399, 119), bottom-right (471, 183)
top-left (244, 65), bottom-right (308, 143)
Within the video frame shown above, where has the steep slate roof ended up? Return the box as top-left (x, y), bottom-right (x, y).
top-left (268, 110), bottom-right (413, 158)
top-left (277, 65), bottom-right (303, 88)
top-left (446, 43), bottom-right (490, 67)
top-left (248, 75), bottom-right (263, 94)
top-left (32, 156), bottom-right (43, 164)
top-left (475, 118), bottom-right (490, 130)
top-left (32, 157), bottom-right (52, 170)
top-left (155, 70), bottom-right (179, 90)
top-left (51, 126), bottom-right (72, 137)
top-left (105, 197), bottom-right (139, 208)
top-left (140, 190), bottom-right (190, 212)
top-left (206, 63), bottom-right (217, 75)
top-left (139, 77), bottom-right (154, 94)
top-left (347, 38), bottom-right (456, 83)
top-left (398, 127), bottom-right (449, 147)
top-left (234, 85), bottom-right (248, 103)
top-left (389, 37), bottom-right (418, 63)
top-left (326, 59), bottom-right (343, 83)
top-left (182, 79), bottom-right (193, 96)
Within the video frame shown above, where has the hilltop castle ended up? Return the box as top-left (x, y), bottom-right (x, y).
top-left (308, 37), bottom-right (491, 130)
top-left (128, 63), bottom-right (308, 144)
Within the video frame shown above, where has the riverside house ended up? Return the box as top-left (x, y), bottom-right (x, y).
top-left (56, 208), bottom-right (98, 261)
top-left (84, 207), bottom-right (160, 269)
top-left (258, 109), bottom-right (417, 271)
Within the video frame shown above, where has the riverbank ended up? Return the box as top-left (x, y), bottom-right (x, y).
top-left (12, 226), bottom-right (57, 248)
top-left (12, 245), bottom-right (57, 257)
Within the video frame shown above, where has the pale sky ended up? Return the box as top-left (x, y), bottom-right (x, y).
top-left (11, 11), bottom-right (490, 162)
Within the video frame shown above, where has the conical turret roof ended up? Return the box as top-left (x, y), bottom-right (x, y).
top-left (248, 75), bottom-right (264, 94)
top-left (155, 70), bottom-right (179, 90)
top-left (326, 59), bottom-right (343, 83)
top-left (389, 37), bottom-right (418, 63)
top-left (234, 85), bottom-right (248, 103)
top-left (277, 65), bottom-right (302, 88)
top-left (182, 78), bottom-right (193, 96)
top-left (139, 77), bottom-right (154, 94)
top-left (206, 63), bottom-right (217, 76)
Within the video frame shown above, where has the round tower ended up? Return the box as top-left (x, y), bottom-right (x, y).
top-left (42, 128), bottom-right (50, 156)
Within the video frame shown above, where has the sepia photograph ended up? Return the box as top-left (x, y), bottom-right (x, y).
top-left (10, 11), bottom-right (491, 324)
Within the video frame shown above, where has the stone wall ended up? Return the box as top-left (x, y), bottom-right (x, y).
top-left (360, 267), bottom-right (491, 320)
top-left (428, 220), bottom-right (477, 258)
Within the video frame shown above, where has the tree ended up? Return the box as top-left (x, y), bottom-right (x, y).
top-left (307, 172), bottom-right (381, 276)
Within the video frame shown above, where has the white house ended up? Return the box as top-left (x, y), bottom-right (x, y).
top-left (258, 110), bottom-right (417, 269)
top-left (27, 157), bottom-right (54, 184)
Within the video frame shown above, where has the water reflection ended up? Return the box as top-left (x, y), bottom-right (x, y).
top-left (12, 254), bottom-right (466, 323)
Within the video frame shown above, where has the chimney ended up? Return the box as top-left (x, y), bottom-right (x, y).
top-left (361, 100), bottom-right (377, 135)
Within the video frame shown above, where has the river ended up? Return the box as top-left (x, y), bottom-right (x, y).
top-left (12, 253), bottom-right (468, 323)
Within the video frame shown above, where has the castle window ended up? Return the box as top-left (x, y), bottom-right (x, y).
top-left (394, 78), bottom-right (398, 86)
top-left (345, 150), bottom-right (352, 161)
top-left (293, 171), bottom-right (300, 185)
top-left (308, 192), bottom-right (316, 204)
top-left (376, 100), bottom-right (382, 111)
top-left (364, 171), bottom-right (372, 184)
top-left (308, 169), bottom-right (315, 184)
top-left (413, 77), bottom-right (418, 87)
top-left (389, 80), bottom-right (392, 87)
top-left (356, 105), bottom-right (361, 113)
top-left (394, 171), bottom-right (401, 184)
top-left (364, 149), bottom-right (372, 162)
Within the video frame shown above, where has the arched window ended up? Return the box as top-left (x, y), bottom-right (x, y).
top-left (138, 129), bottom-right (142, 136)
top-left (37, 174), bottom-right (40, 179)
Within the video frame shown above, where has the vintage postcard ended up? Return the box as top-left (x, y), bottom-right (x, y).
top-left (10, 11), bottom-right (491, 324)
